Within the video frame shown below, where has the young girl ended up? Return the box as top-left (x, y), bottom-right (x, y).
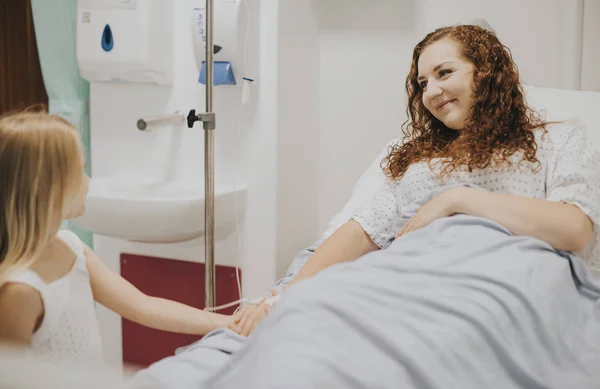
top-left (0, 110), bottom-right (232, 365)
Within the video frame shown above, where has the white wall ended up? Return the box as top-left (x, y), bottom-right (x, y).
top-left (314, 0), bottom-right (415, 232)
top-left (581, 0), bottom-right (600, 91)
top-left (275, 1), bottom-right (320, 278)
top-left (238, 0), bottom-right (279, 297)
top-left (414, 0), bottom-right (584, 90)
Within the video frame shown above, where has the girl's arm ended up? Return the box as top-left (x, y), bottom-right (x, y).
top-left (282, 219), bottom-right (379, 292)
top-left (450, 187), bottom-right (593, 252)
top-left (85, 246), bottom-right (232, 335)
top-left (0, 283), bottom-right (43, 345)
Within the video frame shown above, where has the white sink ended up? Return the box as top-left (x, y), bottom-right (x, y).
top-left (72, 178), bottom-right (247, 243)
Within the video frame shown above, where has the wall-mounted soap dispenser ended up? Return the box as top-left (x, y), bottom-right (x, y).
top-left (76, 0), bottom-right (173, 85)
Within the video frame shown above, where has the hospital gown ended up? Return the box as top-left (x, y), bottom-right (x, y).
top-left (352, 124), bottom-right (600, 273)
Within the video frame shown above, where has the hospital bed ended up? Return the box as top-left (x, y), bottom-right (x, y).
top-left (129, 84), bottom-right (600, 388)
top-left (2, 84), bottom-right (600, 388)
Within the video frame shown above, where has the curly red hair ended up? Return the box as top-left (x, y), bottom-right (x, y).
top-left (382, 25), bottom-right (548, 180)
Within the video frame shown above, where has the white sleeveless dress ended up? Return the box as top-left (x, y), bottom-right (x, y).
top-left (6, 230), bottom-right (104, 365)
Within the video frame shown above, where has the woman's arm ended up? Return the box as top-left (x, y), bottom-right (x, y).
top-left (450, 187), bottom-right (593, 252)
top-left (283, 219), bottom-right (379, 291)
top-left (284, 178), bottom-right (398, 290)
top-left (85, 246), bottom-right (232, 335)
top-left (232, 219), bottom-right (378, 336)
top-left (234, 180), bottom-right (396, 336)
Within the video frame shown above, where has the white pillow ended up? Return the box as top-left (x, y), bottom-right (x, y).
top-left (321, 137), bottom-right (400, 238)
top-left (522, 85), bottom-right (600, 144)
top-left (321, 85), bottom-right (600, 238)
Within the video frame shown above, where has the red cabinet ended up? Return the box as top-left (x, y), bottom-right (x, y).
top-left (120, 253), bottom-right (241, 367)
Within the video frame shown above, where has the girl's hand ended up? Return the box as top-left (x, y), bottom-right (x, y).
top-left (396, 187), bottom-right (462, 238)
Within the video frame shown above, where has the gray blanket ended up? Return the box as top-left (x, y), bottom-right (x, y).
top-left (131, 200), bottom-right (600, 389)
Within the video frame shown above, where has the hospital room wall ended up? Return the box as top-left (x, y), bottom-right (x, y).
top-left (275, 1), bottom-right (321, 279)
top-left (313, 0), bottom-right (589, 233)
top-left (581, 0), bottom-right (600, 91)
top-left (314, 0), bottom-right (416, 232)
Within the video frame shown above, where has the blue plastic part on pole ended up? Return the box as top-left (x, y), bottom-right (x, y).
top-left (199, 61), bottom-right (236, 85)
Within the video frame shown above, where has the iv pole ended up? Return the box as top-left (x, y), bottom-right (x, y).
top-left (187, 0), bottom-right (216, 309)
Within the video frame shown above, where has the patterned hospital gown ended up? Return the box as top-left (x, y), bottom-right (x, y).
top-left (352, 124), bottom-right (600, 273)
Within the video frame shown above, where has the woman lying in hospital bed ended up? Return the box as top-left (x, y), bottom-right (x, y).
top-left (232, 23), bottom-right (600, 335)
top-left (125, 24), bottom-right (600, 389)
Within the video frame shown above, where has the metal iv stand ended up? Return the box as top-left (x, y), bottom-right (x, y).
top-left (187, 0), bottom-right (217, 309)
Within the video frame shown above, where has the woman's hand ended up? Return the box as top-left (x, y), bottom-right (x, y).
top-left (396, 188), bottom-right (461, 238)
top-left (232, 289), bottom-right (277, 336)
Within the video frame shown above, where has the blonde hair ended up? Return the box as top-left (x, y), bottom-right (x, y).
top-left (0, 110), bottom-right (84, 287)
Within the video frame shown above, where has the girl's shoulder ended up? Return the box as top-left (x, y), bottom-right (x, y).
top-left (56, 230), bottom-right (85, 258)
